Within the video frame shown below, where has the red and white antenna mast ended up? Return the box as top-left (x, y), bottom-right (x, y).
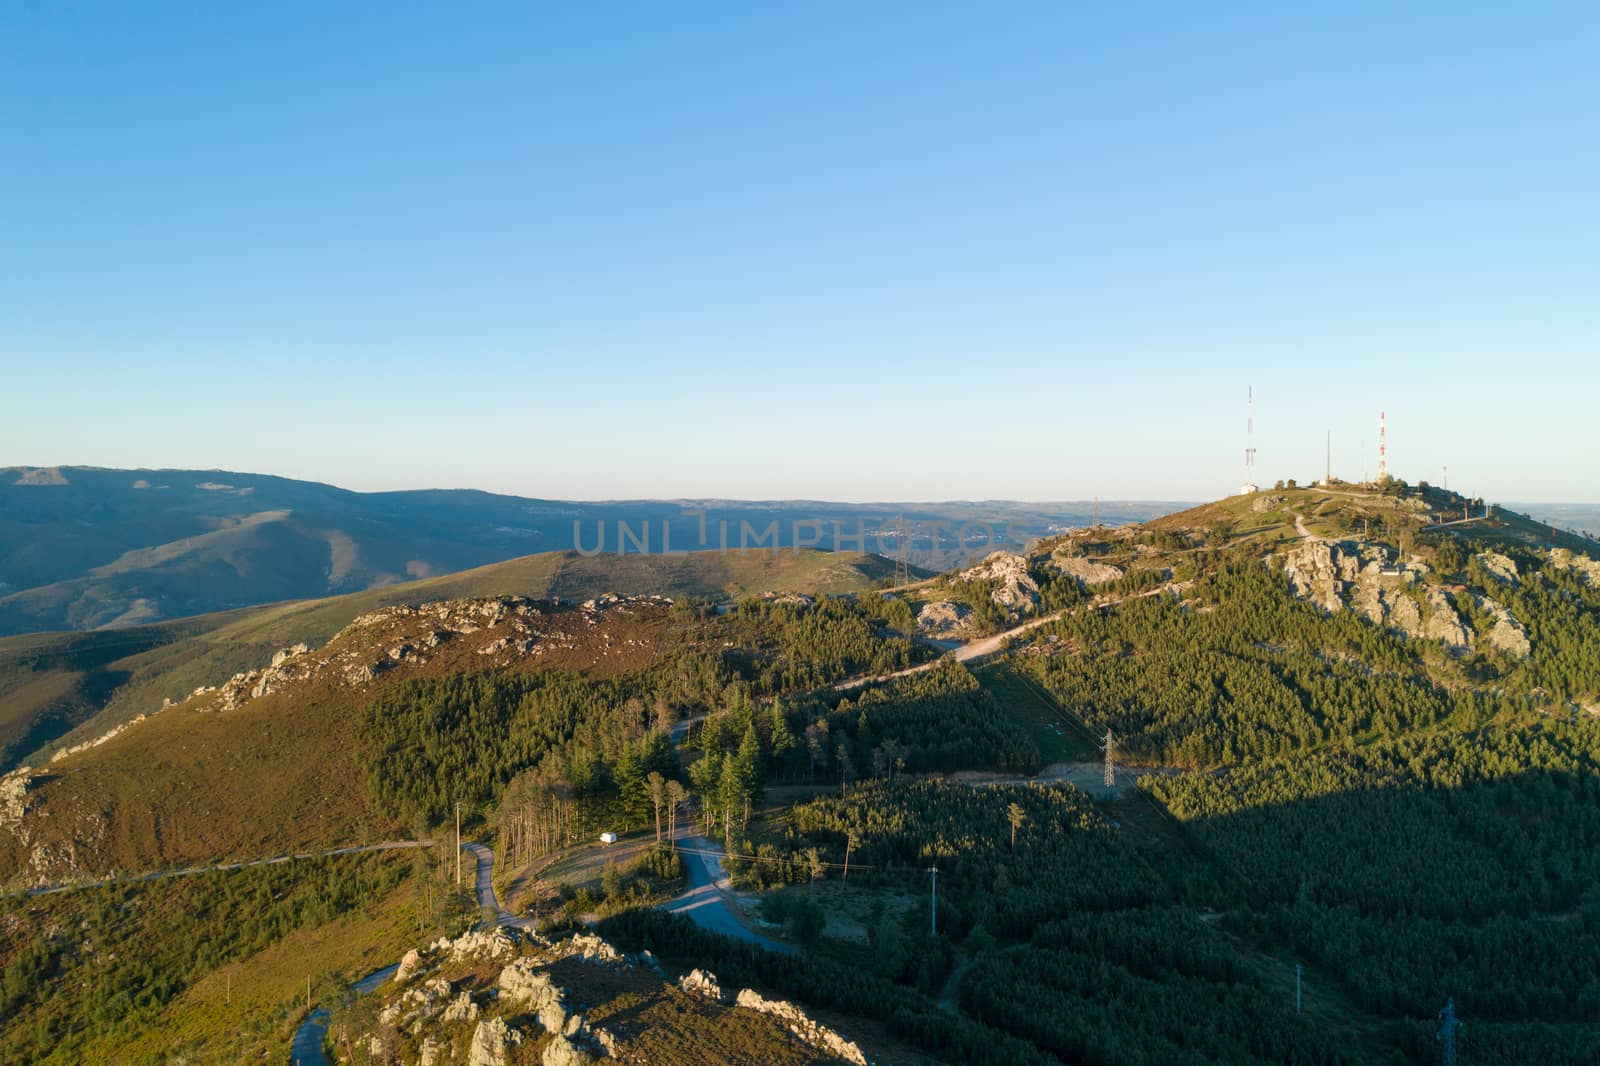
top-left (1377, 411), bottom-right (1388, 482)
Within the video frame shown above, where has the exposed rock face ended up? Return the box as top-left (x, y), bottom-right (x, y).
top-left (443, 989), bottom-right (481, 1024)
top-left (1283, 540), bottom-right (1404, 613)
top-left (960, 551), bottom-right (1040, 613)
top-left (497, 957), bottom-right (570, 1034)
top-left (435, 927), bottom-right (517, 963)
top-left (735, 988), bottom-right (869, 1065)
top-left (1, 767), bottom-right (32, 830)
top-left (419, 1037), bottom-right (446, 1066)
top-left (1550, 548), bottom-right (1600, 588)
top-left (679, 968), bottom-right (723, 1001)
top-left (1049, 555), bottom-right (1124, 587)
top-left (379, 976), bottom-right (454, 1028)
top-left (1475, 552), bottom-right (1520, 587)
top-left (468, 1017), bottom-right (522, 1066)
top-left (1418, 587), bottom-right (1472, 648)
top-left (1474, 595), bottom-right (1532, 659)
top-left (568, 932), bottom-right (626, 966)
top-left (542, 1034), bottom-right (596, 1066)
top-left (395, 948), bottom-right (423, 983)
top-left (1280, 540), bottom-right (1474, 645)
top-left (916, 601), bottom-right (970, 636)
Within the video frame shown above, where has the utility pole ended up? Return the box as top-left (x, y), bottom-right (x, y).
top-left (1295, 964), bottom-right (1302, 1014)
top-left (1100, 729), bottom-right (1115, 791)
top-left (455, 801), bottom-right (463, 888)
top-left (305, 975), bottom-right (311, 1013)
top-left (928, 865), bottom-right (939, 937)
top-left (1437, 997), bottom-right (1461, 1066)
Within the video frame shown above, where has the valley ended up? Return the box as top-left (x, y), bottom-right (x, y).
top-left (3, 480), bottom-right (1600, 1063)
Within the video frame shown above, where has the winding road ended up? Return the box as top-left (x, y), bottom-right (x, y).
top-left (663, 832), bottom-right (789, 951)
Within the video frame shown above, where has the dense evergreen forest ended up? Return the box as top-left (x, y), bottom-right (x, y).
top-left (0, 853), bottom-right (419, 1064)
top-left (1026, 557), bottom-right (1505, 767)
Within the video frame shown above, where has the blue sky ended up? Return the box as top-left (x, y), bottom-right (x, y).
top-left (3, 3), bottom-right (1596, 502)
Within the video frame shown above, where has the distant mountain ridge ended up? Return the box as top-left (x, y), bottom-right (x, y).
top-left (0, 466), bottom-right (1184, 635)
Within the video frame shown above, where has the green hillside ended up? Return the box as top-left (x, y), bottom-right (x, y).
top-left (0, 547), bottom-right (897, 771)
top-left (7, 483), bottom-right (1600, 1064)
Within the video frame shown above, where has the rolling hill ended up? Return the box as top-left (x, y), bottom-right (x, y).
top-left (0, 465), bottom-right (1181, 635)
top-left (0, 547), bottom-right (901, 774)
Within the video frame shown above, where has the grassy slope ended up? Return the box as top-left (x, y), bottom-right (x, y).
top-left (0, 852), bottom-right (425, 1065)
top-left (0, 548), bottom-right (895, 771)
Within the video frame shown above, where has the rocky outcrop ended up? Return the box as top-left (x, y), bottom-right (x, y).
top-left (568, 932), bottom-right (626, 966)
top-left (443, 989), bottom-right (481, 1024)
top-left (1550, 548), bottom-right (1600, 588)
top-left (435, 927), bottom-right (518, 963)
top-left (679, 968), bottom-right (723, 1001)
top-left (1475, 552), bottom-right (1520, 587)
top-left (498, 957), bottom-right (571, 1034)
top-left (467, 1017), bottom-right (522, 1066)
top-left (1049, 555), bottom-right (1124, 587)
top-left (1280, 540), bottom-right (1470, 646)
top-left (395, 948), bottom-right (424, 983)
top-left (917, 601), bottom-right (970, 636)
top-left (1473, 595), bottom-right (1532, 659)
top-left (735, 988), bottom-right (870, 1065)
top-left (542, 1033), bottom-right (596, 1066)
top-left (960, 551), bottom-right (1039, 613)
top-left (1, 766), bottom-right (32, 830)
top-left (379, 976), bottom-right (455, 1028)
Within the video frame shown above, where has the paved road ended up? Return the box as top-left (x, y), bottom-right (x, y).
top-left (663, 831), bottom-right (789, 952)
top-left (461, 840), bottom-right (539, 931)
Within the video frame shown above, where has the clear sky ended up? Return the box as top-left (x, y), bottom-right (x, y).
top-left (3, 3), bottom-right (1596, 502)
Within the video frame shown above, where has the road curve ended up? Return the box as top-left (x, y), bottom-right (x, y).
top-left (663, 831), bottom-right (789, 952)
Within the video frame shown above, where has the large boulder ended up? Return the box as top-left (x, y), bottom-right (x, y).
top-left (916, 601), bottom-right (970, 636)
top-left (542, 1034), bottom-right (596, 1066)
top-left (960, 551), bottom-right (1040, 613)
top-left (467, 1017), bottom-right (522, 1066)
top-left (679, 968), bottom-right (723, 1001)
top-left (395, 948), bottom-right (423, 983)
top-left (497, 957), bottom-right (568, 1034)
top-left (1473, 595), bottom-right (1532, 659)
top-left (1474, 552), bottom-right (1520, 587)
top-left (1049, 555), bottom-right (1124, 587)
top-left (442, 989), bottom-right (480, 1025)
top-left (1550, 548), bottom-right (1600, 588)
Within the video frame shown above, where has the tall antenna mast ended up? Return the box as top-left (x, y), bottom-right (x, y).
top-left (1377, 410), bottom-right (1388, 482)
top-left (1239, 387), bottom-right (1258, 495)
top-left (1437, 997), bottom-right (1461, 1066)
top-left (1325, 430), bottom-right (1331, 486)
